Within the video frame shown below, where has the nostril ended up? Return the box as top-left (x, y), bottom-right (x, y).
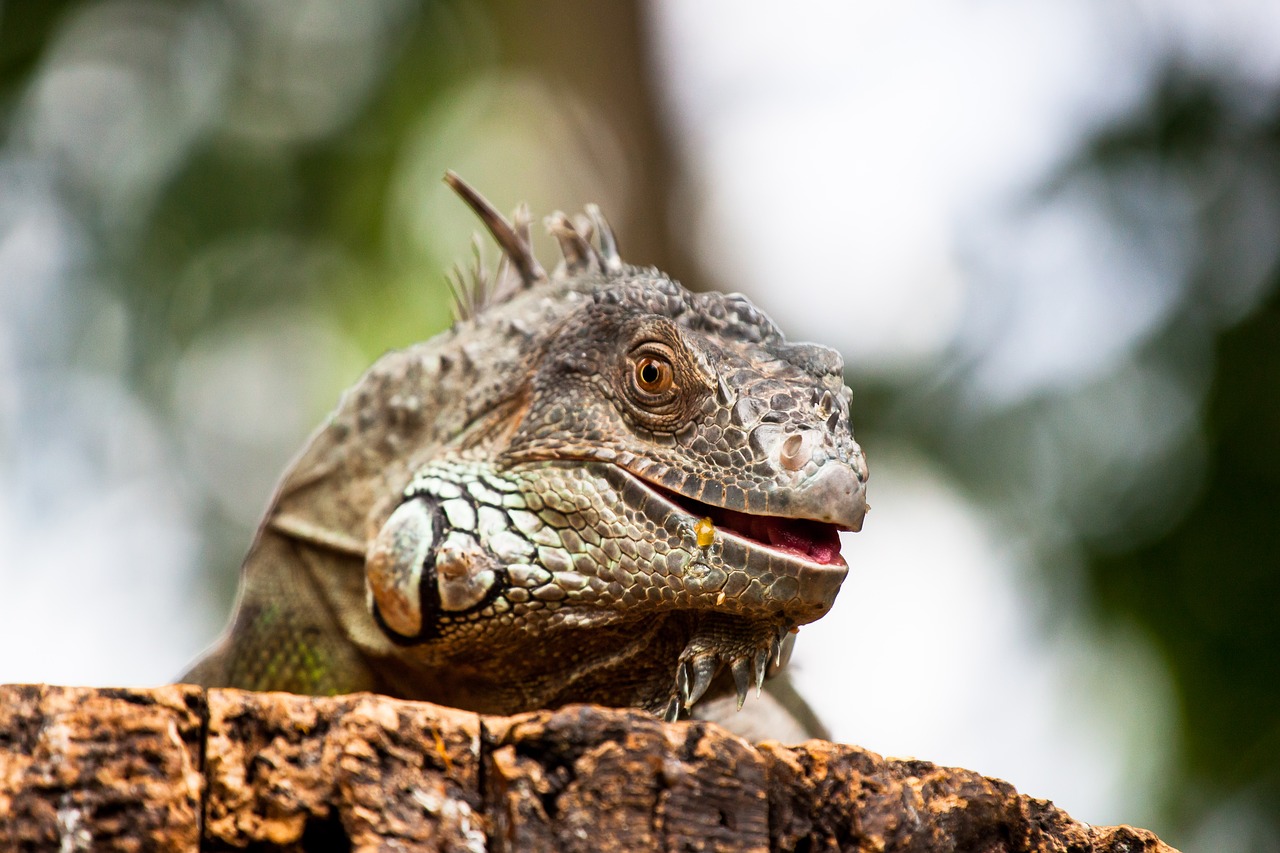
top-left (780, 432), bottom-right (809, 471)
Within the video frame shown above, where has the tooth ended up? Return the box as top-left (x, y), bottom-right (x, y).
top-left (731, 657), bottom-right (751, 711)
top-left (716, 375), bottom-right (733, 406)
top-left (686, 653), bottom-right (718, 708)
top-left (676, 660), bottom-right (691, 704)
top-left (775, 630), bottom-right (797, 671)
top-left (663, 695), bottom-right (681, 723)
top-left (752, 649), bottom-right (768, 697)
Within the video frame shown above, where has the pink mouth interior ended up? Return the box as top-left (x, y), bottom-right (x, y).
top-left (714, 505), bottom-right (844, 565)
top-left (657, 486), bottom-right (845, 565)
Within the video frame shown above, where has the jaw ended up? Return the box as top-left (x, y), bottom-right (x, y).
top-left (601, 464), bottom-right (854, 718)
top-left (426, 456), bottom-right (853, 717)
top-left (381, 612), bottom-right (695, 715)
top-left (408, 610), bottom-right (789, 719)
top-left (602, 464), bottom-right (850, 625)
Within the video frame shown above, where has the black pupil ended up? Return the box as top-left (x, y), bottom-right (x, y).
top-left (640, 362), bottom-right (661, 385)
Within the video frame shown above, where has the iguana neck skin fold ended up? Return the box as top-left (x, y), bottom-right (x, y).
top-left (183, 175), bottom-right (869, 727)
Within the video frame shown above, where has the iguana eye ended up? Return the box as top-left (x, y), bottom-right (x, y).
top-left (620, 337), bottom-right (692, 430)
top-left (635, 355), bottom-right (673, 394)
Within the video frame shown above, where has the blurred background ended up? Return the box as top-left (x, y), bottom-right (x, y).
top-left (1, 1), bottom-right (1277, 848)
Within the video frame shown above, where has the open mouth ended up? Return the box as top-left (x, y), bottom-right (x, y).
top-left (651, 482), bottom-right (845, 566)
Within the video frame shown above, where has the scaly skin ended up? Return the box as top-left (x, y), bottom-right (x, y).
top-left (184, 174), bottom-right (869, 725)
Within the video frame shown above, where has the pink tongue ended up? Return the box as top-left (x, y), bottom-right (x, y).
top-left (680, 496), bottom-right (845, 565)
top-left (765, 520), bottom-right (842, 564)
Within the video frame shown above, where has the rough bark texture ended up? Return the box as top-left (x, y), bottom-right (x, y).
top-left (0, 685), bottom-right (204, 852)
top-left (0, 685), bottom-right (1179, 852)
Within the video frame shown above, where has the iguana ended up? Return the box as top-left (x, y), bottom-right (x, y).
top-left (184, 172), bottom-right (868, 734)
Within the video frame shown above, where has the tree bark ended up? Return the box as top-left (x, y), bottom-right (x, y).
top-left (0, 684), bottom-right (1178, 852)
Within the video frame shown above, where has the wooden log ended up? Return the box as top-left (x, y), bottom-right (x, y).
top-left (0, 685), bottom-right (1179, 852)
top-left (0, 685), bottom-right (203, 852)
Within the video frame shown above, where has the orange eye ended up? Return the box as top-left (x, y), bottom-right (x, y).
top-left (635, 355), bottom-right (673, 394)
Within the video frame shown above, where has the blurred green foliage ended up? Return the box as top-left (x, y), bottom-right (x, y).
top-left (1099, 285), bottom-right (1280, 809)
top-left (1083, 68), bottom-right (1280, 830)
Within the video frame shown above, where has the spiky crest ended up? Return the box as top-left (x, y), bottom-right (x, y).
top-left (442, 171), bottom-right (627, 321)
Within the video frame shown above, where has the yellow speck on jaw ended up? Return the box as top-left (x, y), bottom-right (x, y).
top-left (695, 516), bottom-right (715, 548)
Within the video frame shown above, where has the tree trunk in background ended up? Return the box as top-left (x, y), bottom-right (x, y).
top-left (486, 0), bottom-right (697, 284)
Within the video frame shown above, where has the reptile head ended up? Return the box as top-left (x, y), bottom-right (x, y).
top-left (365, 174), bottom-right (867, 719)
